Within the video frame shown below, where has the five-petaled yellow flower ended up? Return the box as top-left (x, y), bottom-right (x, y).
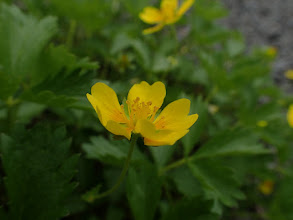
top-left (87, 81), bottom-right (198, 146)
top-left (139, 0), bottom-right (195, 34)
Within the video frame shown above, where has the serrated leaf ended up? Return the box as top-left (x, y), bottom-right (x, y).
top-left (193, 129), bottom-right (271, 160)
top-left (169, 167), bottom-right (202, 198)
top-left (0, 3), bottom-right (57, 79)
top-left (31, 44), bottom-right (98, 95)
top-left (82, 185), bottom-right (102, 203)
top-left (188, 159), bottom-right (245, 215)
top-left (0, 123), bottom-right (78, 220)
top-left (21, 90), bottom-right (77, 108)
top-left (127, 164), bottom-right (161, 220)
top-left (82, 136), bottom-right (145, 166)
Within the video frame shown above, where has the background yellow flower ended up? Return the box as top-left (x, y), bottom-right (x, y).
top-left (139, 0), bottom-right (195, 34)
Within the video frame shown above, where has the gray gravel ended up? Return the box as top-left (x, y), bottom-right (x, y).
top-left (219, 0), bottom-right (293, 92)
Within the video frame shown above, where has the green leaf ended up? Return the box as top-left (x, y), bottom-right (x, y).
top-left (111, 33), bottom-right (150, 69)
top-left (31, 44), bottom-right (98, 94)
top-left (21, 90), bottom-right (77, 108)
top-left (0, 71), bottom-right (18, 100)
top-left (162, 198), bottom-right (219, 220)
top-left (82, 136), bottom-right (145, 166)
top-left (122, 0), bottom-right (149, 16)
top-left (20, 44), bottom-right (97, 107)
top-left (150, 145), bottom-right (175, 167)
top-left (127, 164), bottom-right (161, 220)
top-left (225, 34), bottom-right (245, 57)
top-left (269, 175), bottom-right (293, 220)
top-left (182, 96), bottom-right (208, 155)
top-left (193, 129), bottom-right (271, 160)
top-left (152, 52), bottom-right (171, 73)
top-left (195, 0), bottom-right (228, 20)
top-left (188, 159), bottom-right (245, 215)
top-left (49, 0), bottom-right (113, 31)
top-left (0, 123), bottom-right (79, 220)
top-left (0, 207), bottom-right (7, 220)
top-left (0, 3), bottom-right (57, 79)
top-left (169, 167), bottom-right (202, 198)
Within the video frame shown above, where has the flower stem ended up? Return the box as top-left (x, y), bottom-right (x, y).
top-left (84, 134), bottom-right (139, 202)
top-left (66, 19), bottom-right (76, 49)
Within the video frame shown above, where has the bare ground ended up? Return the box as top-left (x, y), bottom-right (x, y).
top-left (219, 0), bottom-right (293, 92)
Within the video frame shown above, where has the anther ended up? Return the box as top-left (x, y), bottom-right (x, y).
top-left (134, 97), bottom-right (140, 103)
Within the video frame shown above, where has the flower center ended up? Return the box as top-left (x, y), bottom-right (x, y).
top-left (122, 97), bottom-right (159, 131)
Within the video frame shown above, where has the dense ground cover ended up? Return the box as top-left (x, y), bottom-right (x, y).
top-left (0, 0), bottom-right (293, 219)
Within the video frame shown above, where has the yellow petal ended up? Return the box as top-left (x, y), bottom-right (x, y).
top-left (161, 0), bottom-right (178, 23)
top-left (87, 82), bottom-right (126, 126)
top-left (287, 104), bottom-right (293, 128)
top-left (139, 7), bottom-right (163, 24)
top-left (127, 81), bottom-right (166, 110)
top-left (154, 98), bottom-right (198, 130)
top-left (161, 0), bottom-right (178, 13)
top-left (142, 23), bottom-right (165, 34)
top-left (136, 119), bottom-right (189, 146)
top-left (105, 120), bottom-right (131, 140)
top-left (177, 0), bottom-right (195, 17)
top-left (87, 93), bottom-right (103, 123)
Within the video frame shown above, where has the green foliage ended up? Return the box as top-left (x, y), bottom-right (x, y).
top-left (169, 167), bottom-right (202, 198)
top-left (162, 198), bottom-right (219, 220)
top-left (127, 164), bottom-right (161, 220)
top-left (193, 129), bottom-right (271, 160)
top-left (0, 3), bottom-right (98, 108)
top-left (82, 136), bottom-right (146, 166)
top-left (0, 4), bottom-right (57, 80)
top-left (0, 124), bottom-right (78, 220)
top-left (182, 96), bottom-right (208, 155)
top-left (0, 0), bottom-right (292, 219)
top-left (189, 159), bottom-right (245, 214)
top-left (269, 174), bottom-right (293, 220)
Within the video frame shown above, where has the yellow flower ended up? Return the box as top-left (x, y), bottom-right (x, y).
top-left (139, 0), bottom-right (195, 34)
top-left (265, 46), bottom-right (277, 58)
top-left (258, 180), bottom-right (274, 195)
top-left (285, 69), bottom-right (293, 80)
top-left (257, 120), bottom-right (268, 127)
top-left (87, 81), bottom-right (198, 146)
top-left (287, 104), bottom-right (293, 128)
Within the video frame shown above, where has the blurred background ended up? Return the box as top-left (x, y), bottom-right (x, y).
top-left (221, 0), bottom-right (293, 91)
top-left (1, 0), bottom-right (293, 220)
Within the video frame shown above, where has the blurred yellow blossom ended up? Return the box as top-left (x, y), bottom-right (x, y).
top-left (139, 0), bottom-right (195, 34)
top-left (285, 69), bottom-right (293, 80)
top-left (257, 120), bottom-right (268, 127)
top-left (87, 81), bottom-right (198, 146)
top-left (259, 180), bottom-right (274, 195)
top-left (287, 104), bottom-right (293, 128)
top-left (265, 46), bottom-right (277, 58)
